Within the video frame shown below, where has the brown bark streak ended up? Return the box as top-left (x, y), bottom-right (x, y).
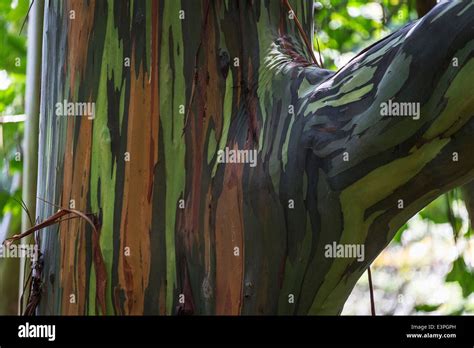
top-left (118, 53), bottom-right (158, 314)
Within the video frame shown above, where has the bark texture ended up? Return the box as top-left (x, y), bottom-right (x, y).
top-left (35, 0), bottom-right (474, 315)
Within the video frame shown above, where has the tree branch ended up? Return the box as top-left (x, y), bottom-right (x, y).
top-left (291, 1), bottom-right (474, 313)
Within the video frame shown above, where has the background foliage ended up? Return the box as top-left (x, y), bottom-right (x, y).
top-left (0, 0), bottom-right (28, 315)
top-left (0, 0), bottom-right (27, 218)
top-left (315, 0), bottom-right (419, 69)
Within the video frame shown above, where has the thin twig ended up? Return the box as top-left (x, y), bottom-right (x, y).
top-left (314, 33), bottom-right (324, 69)
top-left (368, 266), bottom-right (376, 316)
top-left (3, 205), bottom-right (108, 315)
top-left (283, 0), bottom-right (322, 68)
top-left (36, 196), bottom-right (95, 216)
top-left (12, 197), bottom-right (33, 227)
top-left (19, 0), bottom-right (35, 35)
top-left (4, 208), bottom-right (98, 247)
top-left (19, 268), bottom-right (32, 315)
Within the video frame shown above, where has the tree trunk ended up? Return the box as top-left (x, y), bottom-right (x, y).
top-left (0, 174), bottom-right (21, 314)
top-left (415, 0), bottom-right (437, 17)
top-left (34, 0), bottom-right (474, 315)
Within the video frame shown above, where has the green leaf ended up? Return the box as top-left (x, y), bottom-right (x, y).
top-left (415, 303), bottom-right (442, 312)
top-left (419, 195), bottom-right (449, 224)
top-left (0, 189), bottom-right (10, 212)
top-left (391, 223), bottom-right (408, 244)
top-left (446, 257), bottom-right (474, 298)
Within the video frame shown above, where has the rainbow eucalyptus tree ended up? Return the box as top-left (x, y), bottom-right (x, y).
top-left (32, 0), bottom-right (474, 315)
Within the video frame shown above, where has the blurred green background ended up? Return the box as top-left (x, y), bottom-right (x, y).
top-left (315, 0), bottom-right (421, 70)
top-left (0, 0), bottom-right (28, 315)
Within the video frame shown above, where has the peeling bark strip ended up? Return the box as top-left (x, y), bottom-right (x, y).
top-left (35, 0), bottom-right (474, 315)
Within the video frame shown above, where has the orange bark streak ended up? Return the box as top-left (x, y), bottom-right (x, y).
top-left (214, 143), bottom-right (245, 315)
top-left (118, 45), bottom-right (159, 314)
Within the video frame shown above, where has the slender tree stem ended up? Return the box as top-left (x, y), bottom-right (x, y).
top-left (368, 267), bottom-right (376, 316)
top-left (19, 0), bottom-right (44, 315)
top-left (283, 0), bottom-right (322, 68)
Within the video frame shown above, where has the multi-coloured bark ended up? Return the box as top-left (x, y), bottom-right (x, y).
top-left (34, 0), bottom-right (474, 315)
